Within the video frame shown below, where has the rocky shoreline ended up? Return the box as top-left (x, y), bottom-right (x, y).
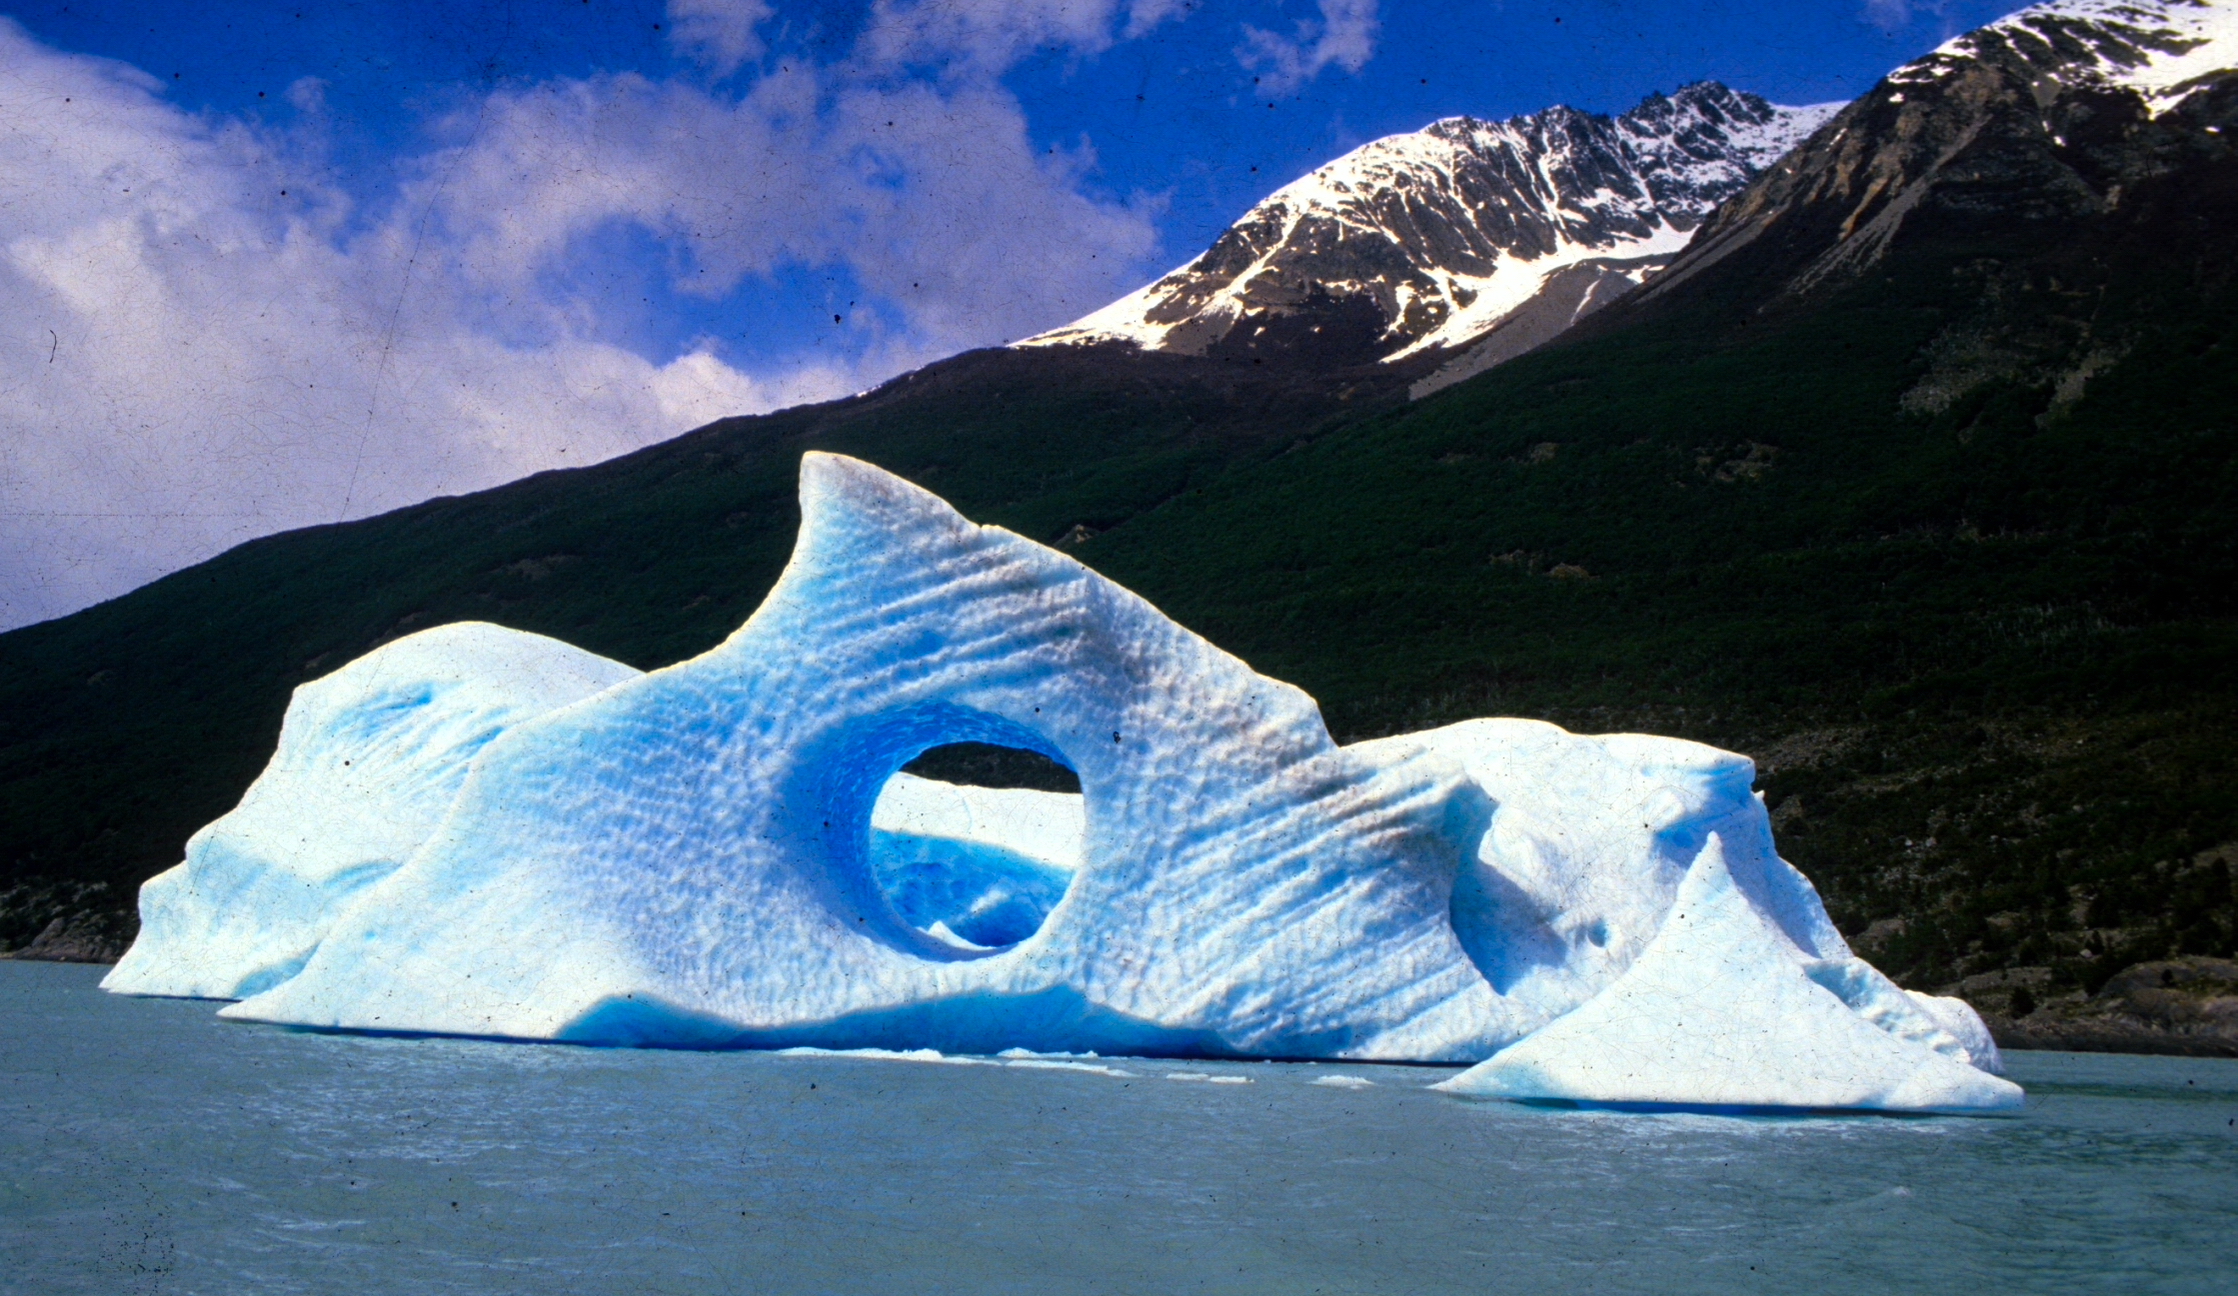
top-left (0, 884), bottom-right (133, 965)
top-left (1, 913), bottom-right (129, 964)
top-left (1958, 958), bottom-right (2238, 1060)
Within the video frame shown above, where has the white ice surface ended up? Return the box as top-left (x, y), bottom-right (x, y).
top-left (101, 623), bottom-right (641, 999)
top-left (100, 624), bottom-right (1081, 999)
top-left (1434, 835), bottom-right (2023, 1112)
top-left (1349, 718), bottom-right (1847, 1031)
top-left (1904, 989), bottom-right (2006, 1073)
top-left (867, 717), bottom-right (2015, 1093)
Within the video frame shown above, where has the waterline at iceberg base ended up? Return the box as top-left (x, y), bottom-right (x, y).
top-left (103, 453), bottom-right (2019, 1114)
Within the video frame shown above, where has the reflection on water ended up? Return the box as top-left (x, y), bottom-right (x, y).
top-left (5, 962), bottom-right (2235, 1295)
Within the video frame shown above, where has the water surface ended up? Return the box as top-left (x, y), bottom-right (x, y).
top-left (4, 962), bottom-right (2234, 1294)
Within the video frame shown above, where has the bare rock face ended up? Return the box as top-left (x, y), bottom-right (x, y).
top-left (1, 880), bottom-right (133, 964)
top-left (1020, 83), bottom-right (1836, 372)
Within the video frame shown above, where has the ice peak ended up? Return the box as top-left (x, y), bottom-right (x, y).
top-left (797, 450), bottom-right (966, 542)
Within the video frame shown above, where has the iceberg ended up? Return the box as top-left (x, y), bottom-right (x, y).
top-left (107, 452), bottom-right (2017, 1112)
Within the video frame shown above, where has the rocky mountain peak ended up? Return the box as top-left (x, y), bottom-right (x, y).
top-left (1594, 0), bottom-right (2238, 431)
top-left (1017, 82), bottom-right (1838, 372)
top-left (1632, 0), bottom-right (2238, 317)
top-left (1895, 0), bottom-right (2236, 113)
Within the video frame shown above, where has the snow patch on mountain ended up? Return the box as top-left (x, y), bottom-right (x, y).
top-left (1387, 224), bottom-right (1695, 361)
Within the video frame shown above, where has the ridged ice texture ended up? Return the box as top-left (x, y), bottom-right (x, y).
top-left (222, 453), bottom-right (1513, 1059)
top-left (100, 623), bottom-right (641, 1000)
top-left (1019, 83), bottom-right (1839, 363)
top-left (1436, 836), bottom-right (2024, 1112)
top-left (855, 717), bottom-right (2011, 1094)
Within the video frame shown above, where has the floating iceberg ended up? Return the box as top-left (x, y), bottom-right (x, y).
top-left (212, 453), bottom-right (1502, 1058)
top-left (108, 453), bottom-right (2017, 1112)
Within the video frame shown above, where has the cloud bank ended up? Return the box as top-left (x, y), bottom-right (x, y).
top-left (0, 6), bottom-right (1169, 629)
top-left (0, 0), bottom-right (1395, 629)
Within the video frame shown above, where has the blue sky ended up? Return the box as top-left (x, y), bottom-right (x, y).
top-left (0, 0), bottom-right (2022, 627)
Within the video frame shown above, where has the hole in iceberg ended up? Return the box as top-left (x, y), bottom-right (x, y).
top-left (870, 743), bottom-right (1084, 953)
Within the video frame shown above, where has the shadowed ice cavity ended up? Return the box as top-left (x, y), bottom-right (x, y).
top-left (106, 453), bottom-right (2017, 1110)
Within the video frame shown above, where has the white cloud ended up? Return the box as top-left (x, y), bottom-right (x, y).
top-left (651, 348), bottom-right (813, 425)
top-left (1860, 1), bottom-right (1960, 36)
top-left (1238, 0), bottom-right (1379, 95)
top-left (1863, 0), bottom-right (1912, 33)
top-left (1121, 0), bottom-right (1196, 41)
top-left (667, 0), bottom-right (776, 78)
top-left (818, 80), bottom-right (1164, 341)
top-left (417, 66), bottom-right (1158, 346)
top-left (0, 49), bottom-right (738, 622)
top-left (0, 17), bottom-right (1164, 629)
top-left (285, 75), bottom-right (328, 114)
top-left (859, 0), bottom-right (1191, 75)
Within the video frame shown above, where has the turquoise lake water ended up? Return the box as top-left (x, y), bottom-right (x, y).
top-left (4, 960), bottom-right (2234, 1294)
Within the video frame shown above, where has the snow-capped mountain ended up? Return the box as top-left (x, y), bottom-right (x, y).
top-left (1018, 83), bottom-right (1839, 379)
top-left (1893, 0), bottom-right (2236, 113)
top-left (1636, 0), bottom-right (2238, 315)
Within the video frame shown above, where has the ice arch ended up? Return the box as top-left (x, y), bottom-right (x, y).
top-left (226, 454), bottom-right (1514, 1059)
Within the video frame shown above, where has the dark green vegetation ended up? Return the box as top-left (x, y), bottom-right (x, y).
top-left (1075, 69), bottom-right (2238, 999)
top-left (4, 54), bottom-right (2234, 1016)
top-left (1085, 233), bottom-right (2238, 997)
